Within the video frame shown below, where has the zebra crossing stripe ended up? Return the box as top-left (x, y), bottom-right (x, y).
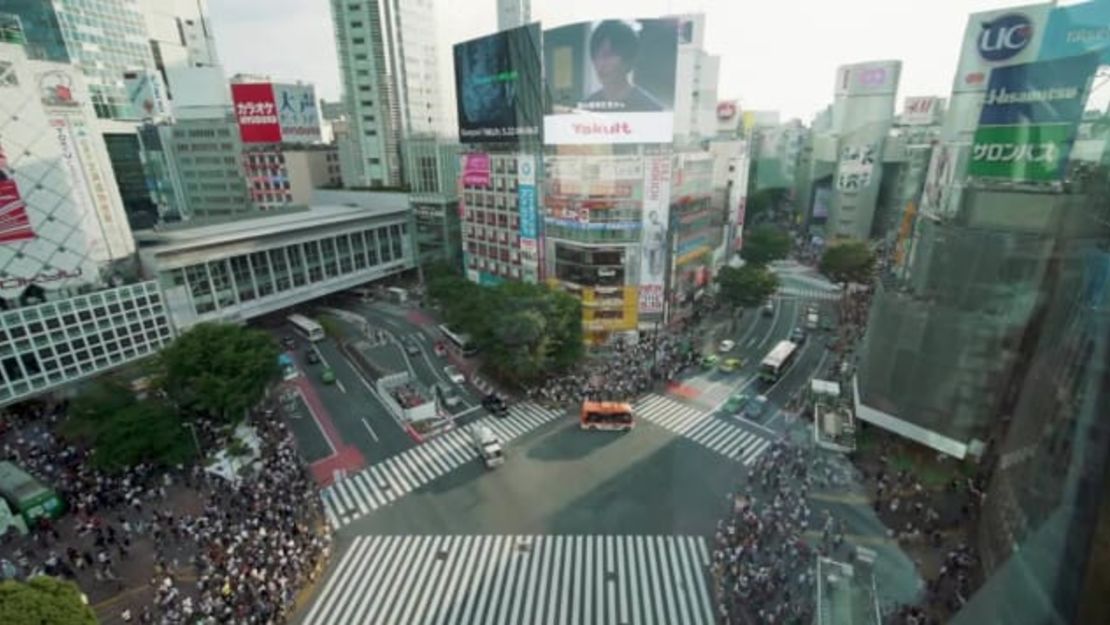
top-left (318, 402), bottom-right (567, 529)
top-left (635, 393), bottom-right (772, 467)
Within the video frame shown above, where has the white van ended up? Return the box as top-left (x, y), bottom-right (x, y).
top-left (471, 425), bottom-right (504, 468)
top-left (805, 306), bottom-right (819, 330)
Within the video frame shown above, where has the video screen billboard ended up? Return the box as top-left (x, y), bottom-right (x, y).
top-left (544, 19), bottom-right (678, 145)
top-left (454, 23), bottom-right (543, 144)
top-left (231, 83), bottom-right (281, 143)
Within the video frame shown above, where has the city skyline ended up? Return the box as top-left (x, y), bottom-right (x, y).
top-left (208, 0), bottom-right (1038, 123)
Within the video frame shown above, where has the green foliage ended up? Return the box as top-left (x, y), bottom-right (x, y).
top-left (159, 323), bottom-right (280, 425)
top-left (63, 380), bottom-right (194, 473)
top-left (716, 265), bottom-right (779, 313)
top-left (0, 576), bottom-right (98, 625)
top-left (819, 241), bottom-right (876, 285)
top-left (425, 274), bottom-right (583, 384)
top-left (740, 225), bottom-right (792, 266)
top-left (745, 187), bottom-right (789, 222)
top-left (317, 315), bottom-right (341, 339)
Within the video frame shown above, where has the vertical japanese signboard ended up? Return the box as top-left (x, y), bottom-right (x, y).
top-left (639, 154), bottom-right (671, 314)
top-left (518, 154), bottom-right (539, 283)
top-left (231, 83), bottom-right (281, 143)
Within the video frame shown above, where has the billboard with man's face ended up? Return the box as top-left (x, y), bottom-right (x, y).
top-left (454, 23), bottom-right (544, 144)
top-left (544, 19), bottom-right (678, 145)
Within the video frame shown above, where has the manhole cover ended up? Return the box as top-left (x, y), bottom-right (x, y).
top-left (516, 542), bottom-right (532, 554)
top-left (605, 572), bottom-right (617, 583)
top-left (436, 550), bottom-right (449, 561)
top-left (381, 483), bottom-right (392, 489)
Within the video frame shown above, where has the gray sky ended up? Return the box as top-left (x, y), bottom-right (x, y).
top-left (206, 0), bottom-right (1038, 123)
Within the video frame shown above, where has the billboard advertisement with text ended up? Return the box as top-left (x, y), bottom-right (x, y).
top-left (454, 23), bottom-right (544, 144)
top-left (461, 153), bottom-right (491, 186)
top-left (978, 53), bottom-right (1099, 126)
top-left (231, 83), bottom-right (281, 143)
top-left (639, 154), bottom-right (671, 314)
top-left (952, 4), bottom-right (1051, 94)
top-left (273, 83), bottom-right (321, 143)
top-left (969, 123), bottom-right (1074, 182)
top-left (1039, 1), bottom-right (1110, 64)
top-left (901, 96), bottom-right (942, 125)
top-left (0, 143), bottom-right (33, 245)
top-left (544, 19), bottom-right (678, 145)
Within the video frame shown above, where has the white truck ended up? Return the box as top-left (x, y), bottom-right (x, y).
top-left (805, 307), bottom-right (820, 330)
top-left (471, 425), bottom-right (505, 468)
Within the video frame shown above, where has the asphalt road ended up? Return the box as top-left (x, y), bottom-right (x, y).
top-left (296, 418), bottom-right (738, 625)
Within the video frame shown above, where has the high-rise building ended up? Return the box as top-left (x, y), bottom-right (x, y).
top-left (497, 0), bottom-right (530, 32)
top-left (0, 35), bottom-right (173, 406)
top-left (329, 0), bottom-right (443, 188)
top-left (403, 137), bottom-right (461, 268)
top-left (672, 15), bottom-right (719, 144)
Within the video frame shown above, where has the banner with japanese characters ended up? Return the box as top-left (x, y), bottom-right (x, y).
top-left (231, 83), bottom-right (281, 143)
top-left (835, 144), bottom-right (877, 192)
top-left (969, 52), bottom-right (1098, 182)
top-left (273, 83), bottom-right (320, 143)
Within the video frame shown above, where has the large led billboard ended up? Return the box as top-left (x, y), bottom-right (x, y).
top-left (453, 23), bottom-right (544, 144)
top-left (544, 19), bottom-right (678, 145)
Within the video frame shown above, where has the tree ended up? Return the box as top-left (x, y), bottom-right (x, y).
top-left (159, 323), bottom-right (280, 425)
top-left (745, 187), bottom-right (789, 223)
top-left (63, 380), bottom-right (195, 472)
top-left (716, 265), bottom-right (779, 314)
top-left (0, 577), bottom-right (98, 625)
top-left (819, 241), bottom-right (876, 285)
top-left (424, 274), bottom-right (583, 385)
top-left (740, 225), bottom-right (792, 266)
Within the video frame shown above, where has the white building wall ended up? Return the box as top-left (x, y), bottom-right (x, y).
top-left (0, 44), bottom-right (135, 297)
top-left (497, 0), bottom-right (530, 31)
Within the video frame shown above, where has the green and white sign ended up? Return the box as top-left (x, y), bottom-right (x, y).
top-left (969, 123), bottom-right (1075, 182)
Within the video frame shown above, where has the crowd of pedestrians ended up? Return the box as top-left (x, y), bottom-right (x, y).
top-left (711, 438), bottom-right (858, 625)
top-left (0, 399), bottom-right (331, 624)
top-left (528, 328), bottom-right (699, 407)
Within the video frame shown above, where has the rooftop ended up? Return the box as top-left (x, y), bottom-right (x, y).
top-left (135, 203), bottom-right (407, 254)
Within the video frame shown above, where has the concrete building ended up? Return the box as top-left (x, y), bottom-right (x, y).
top-left (669, 151), bottom-right (718, 323)
top-left (0, 39), bottom-right (171, 407)
top-left (136, 202), bottom-right (415, 331)
top-left (497, 0), bottom-right (530, 32)
top-left (329, 0), bottom-right (443, 187)
top-left (672, 15), bottom-right (719, 144)
top-left (243, 145), bottom-right (342, 211)
top-left (403, 138), bottom-right (461, 268)
top-left (138, 115), bottom-right (252, 221)
top-left (462, 151), bottom-right (537, 285)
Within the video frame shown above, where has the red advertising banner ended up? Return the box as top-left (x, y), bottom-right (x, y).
top-left (0, 144), bottom-right (34, 244)
top-left (232, 83), bottom-right (281, 143)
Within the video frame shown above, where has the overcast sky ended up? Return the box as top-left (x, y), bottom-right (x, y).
top-left (206, 0), bottom-right (1051, 123)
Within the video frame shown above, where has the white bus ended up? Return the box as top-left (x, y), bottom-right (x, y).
top-left (288, 314), bottom-right (325, 342)
top-left (438, 323), bottom-right (477, 357)
top-left (759, 340), bottom-right (798, 382)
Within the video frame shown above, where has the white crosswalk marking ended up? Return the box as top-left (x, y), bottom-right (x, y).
top-left (320, 401), bottom-right (562, 528)
top-left (303, 535), bottom-right (713, 625)
top-left (633, 394), bottom-right (771, 466)
top-left (777, 285), bottom-right (840, 301)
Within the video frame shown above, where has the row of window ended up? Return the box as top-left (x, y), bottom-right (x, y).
top-left (465, 211), bottom-right (519, 229)
top-left (167, 224), bottom-right (409, 316)
top-left (466, 256), bottom-right (522, 280)
top-left (466, 241), bottom-right (520, 264)
top-left (463, 191), bottom-right (520, 210)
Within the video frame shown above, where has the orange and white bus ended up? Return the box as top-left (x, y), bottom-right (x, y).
top-left (580, 401), bottom-right (635, 431)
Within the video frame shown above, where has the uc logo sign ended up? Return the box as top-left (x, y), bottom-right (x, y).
top-left (978, 13), bottom-right (1033, 62)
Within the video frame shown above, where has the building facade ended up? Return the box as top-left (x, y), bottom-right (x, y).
top-left (243, 145), bottom-right (341, 211)
top-left (137, 204), bottom-right (415, 330)
top-left (139, 115), bottom-right (253, 221)
top-left (329, 0), bottom-right (443, 187)
top-left (461, 151), bottom-right (535, 285)
top-left (496, 0), bottom-right (530, 32)
top-left (403, 138), bottom-right (461, 268)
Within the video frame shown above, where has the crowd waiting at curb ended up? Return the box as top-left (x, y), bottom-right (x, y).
top-left (0, 400), bottom-right (331, 625)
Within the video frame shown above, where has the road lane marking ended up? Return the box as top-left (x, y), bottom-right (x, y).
top-left (361, 417), bottom-right (379, 442)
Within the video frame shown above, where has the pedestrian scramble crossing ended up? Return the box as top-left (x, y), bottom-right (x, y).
top-left (777, 285), bottom-right (840, 301)
top-left (634, 394), bottom-right (771, 465)
top-left (301, 534), bottom-right (715, 625)
top-left (321, 402), bottom-right (562, 529)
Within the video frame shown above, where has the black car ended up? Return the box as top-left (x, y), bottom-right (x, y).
top-left (305, 350), bottom-right (320, 364)
top-left (281, 335), bottom-right (296, 350)
top-left (790, 328), bottom-right (807, 345)
top-left (482, 393), bottom-right (509, 416)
